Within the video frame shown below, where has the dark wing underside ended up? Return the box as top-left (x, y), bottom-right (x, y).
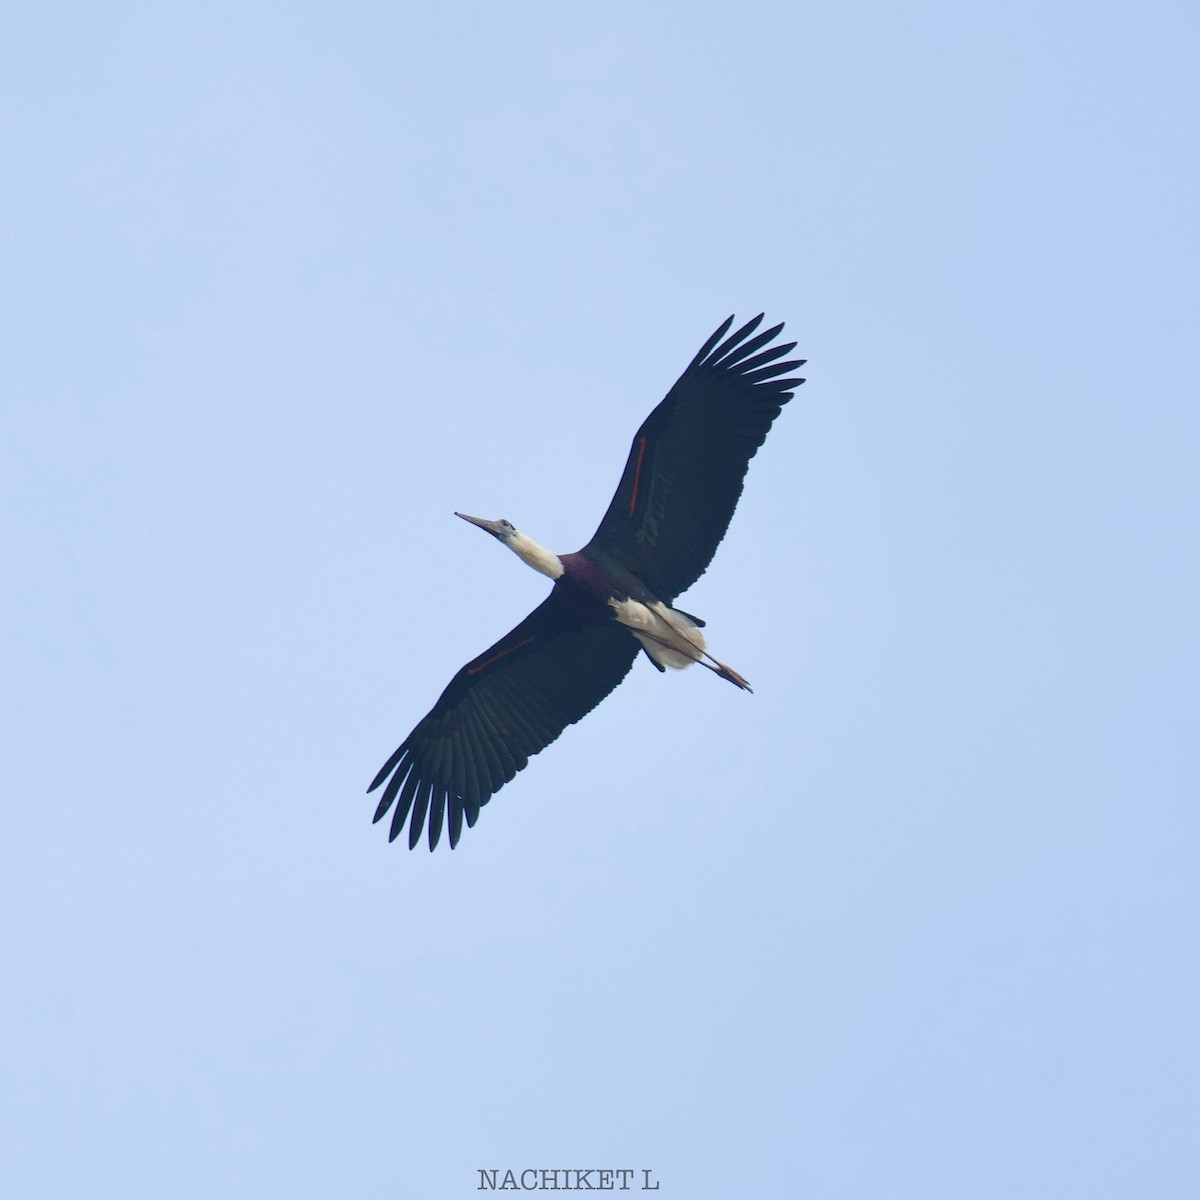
top-left (582, 315), bottom-right (805, 604)
top-left (368, 590), bottom-right (639, 851)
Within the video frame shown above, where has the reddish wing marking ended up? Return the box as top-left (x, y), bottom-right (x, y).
top-left (627, 435), bottom-right (648, 519)
top-left (467, 636), bottom-right (537, 676)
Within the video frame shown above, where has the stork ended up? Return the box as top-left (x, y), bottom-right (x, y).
top-left (369, 314), bottom-right (805, 850)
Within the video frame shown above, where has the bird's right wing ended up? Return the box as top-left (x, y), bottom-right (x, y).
top-left (368, 589), bottom-right (639, 851)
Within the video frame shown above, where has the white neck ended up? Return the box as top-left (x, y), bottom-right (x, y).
top-left (508, 531), bottom-right (564, 579)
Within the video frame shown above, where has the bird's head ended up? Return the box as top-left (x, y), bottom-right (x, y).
top-left (454, 512), bottom-right (564, 580)
top-left (454, 512), bottom-right (518, 543)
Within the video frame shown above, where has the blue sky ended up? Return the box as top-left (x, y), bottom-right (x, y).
top-left (2, 2), bottom-right (1196, 1197)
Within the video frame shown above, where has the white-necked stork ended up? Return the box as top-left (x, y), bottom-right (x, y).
top-left (369, 314), bottom-right (805, 850)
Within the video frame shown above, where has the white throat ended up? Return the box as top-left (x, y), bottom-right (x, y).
top-left (508, 531), bottom-right (564, 580)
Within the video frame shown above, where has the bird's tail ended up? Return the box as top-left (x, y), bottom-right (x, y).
top-left (649, 606), bottom-right (753, 693)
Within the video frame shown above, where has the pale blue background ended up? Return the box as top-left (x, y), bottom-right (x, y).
top-left (2, 3), bottom-right (1196, 1197)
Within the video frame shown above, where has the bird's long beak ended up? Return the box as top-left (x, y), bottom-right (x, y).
top-left (455, 512), bottom-right (507, 537)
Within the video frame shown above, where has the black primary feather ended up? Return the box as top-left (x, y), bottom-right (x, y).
top-left (582, 314), bottom-right (805, 603)
top-left (369, 590), bottom-right (639, 850)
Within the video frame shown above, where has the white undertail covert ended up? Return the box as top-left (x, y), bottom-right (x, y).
top-left (610, 597), bottom-right (753, 691)
top-left (609, 598), bottom-right (707, 669)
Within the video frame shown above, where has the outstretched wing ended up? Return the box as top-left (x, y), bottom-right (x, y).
top-left (582, 315), bottom-right (804, 603)
top-left (368, 589), bottom-right (639, 851)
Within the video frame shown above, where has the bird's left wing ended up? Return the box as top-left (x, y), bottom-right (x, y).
top-left (581, 315), bottom-right (804, 604)
top-left (368, 589), bottom-right (639, 850)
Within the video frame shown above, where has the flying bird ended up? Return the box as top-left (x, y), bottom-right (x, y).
top-left (369, 314), bottom-right (805, 850)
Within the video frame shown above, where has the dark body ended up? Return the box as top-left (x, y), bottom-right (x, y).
top-left (369, 315), bottom-right (805, 850)
top-left (558, 551), bottom-right (659, 617)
